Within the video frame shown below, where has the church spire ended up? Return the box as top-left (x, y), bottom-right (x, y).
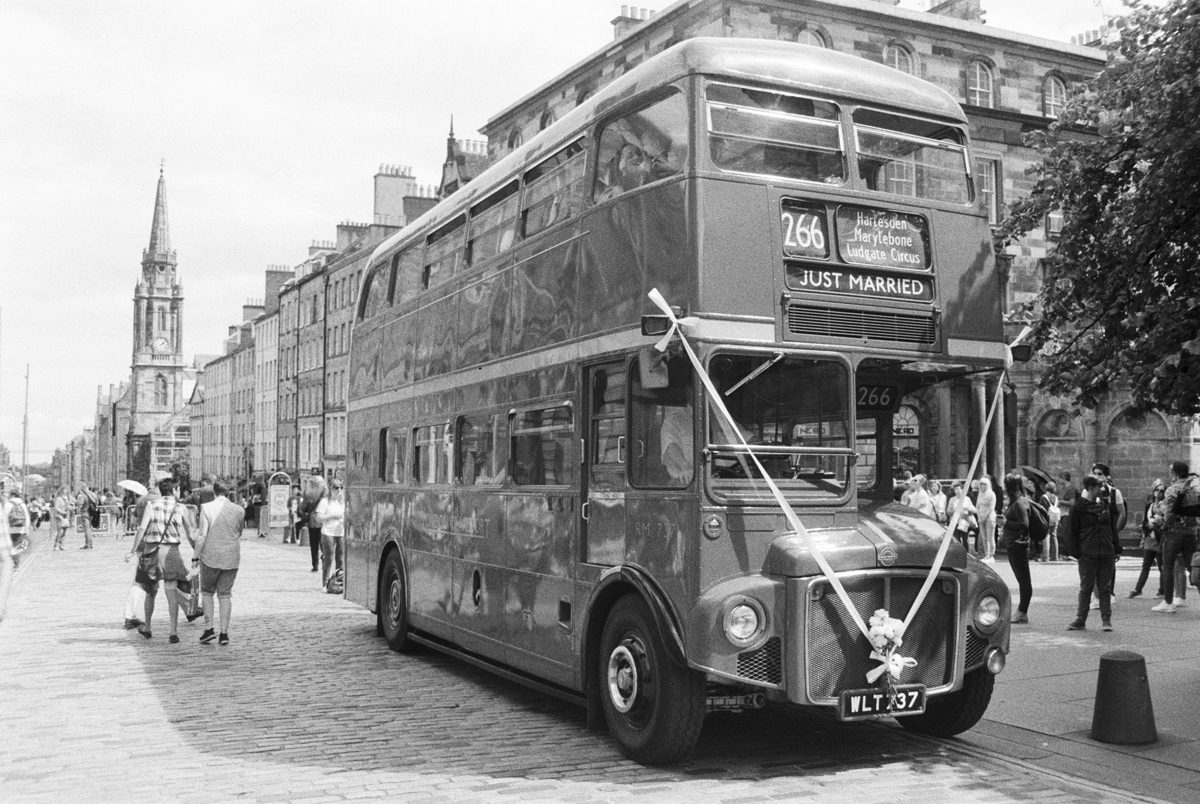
top-left (144, 162), bottom-right (174, 265)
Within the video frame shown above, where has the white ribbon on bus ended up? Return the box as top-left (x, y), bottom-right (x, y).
top-left (648, 288), bottom-right (1026, 684)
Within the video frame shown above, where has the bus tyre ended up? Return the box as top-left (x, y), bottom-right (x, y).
top-left (598, 595), bottom-right (705, 764)
top-left (378, 551), bottom-right (413, 652)
top-left (897, 666), bottom-right (994, 737)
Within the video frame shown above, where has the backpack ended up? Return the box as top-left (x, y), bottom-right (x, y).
top-left (1172, 478), bottom-right (1200, 517)
top-left (1026, 499), bottom-right (1050, 549)
top-left (8, 504), bottom-right (27, 529)
top-left (325, 568), bottom-right (344, 595)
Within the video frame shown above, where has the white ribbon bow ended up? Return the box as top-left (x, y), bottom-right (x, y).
top-left (866, 650), bottom-right (919, 684)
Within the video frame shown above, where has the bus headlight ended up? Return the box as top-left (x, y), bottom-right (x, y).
top-left (973, 594), bottom-right (1001, 630)
top-left (723, 599), bottom-right (765, 647)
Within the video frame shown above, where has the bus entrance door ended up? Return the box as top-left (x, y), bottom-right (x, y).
top-left (583, 361), bottom-right (628, 566)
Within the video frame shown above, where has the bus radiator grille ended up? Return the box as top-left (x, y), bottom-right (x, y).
top-left (964, 628), bottom-right (988, 670)
top-left (805, 574), bottom-right (957, 702)
top-left (786, 304), bottom-right (936, 345)
top-left (736, 637), bottom-right (783, 686)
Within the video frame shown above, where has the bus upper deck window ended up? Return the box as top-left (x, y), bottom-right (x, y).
top-left (852, 108), bottom-right (971, 204)
top-left (593, 92), bottom-right (688, 202)
top-left (706, 83), bottom-right (844, 184)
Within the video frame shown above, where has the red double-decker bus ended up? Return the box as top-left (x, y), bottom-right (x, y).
top-left (345, 38), bottom-right (1011, 764)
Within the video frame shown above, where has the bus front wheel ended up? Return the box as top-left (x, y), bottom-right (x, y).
top-left (378, 551), bottom-right (413, 652)
top-left (897, 666), bottom-right (994, 737)
top-left (598, 595), bottom-right (705, 764)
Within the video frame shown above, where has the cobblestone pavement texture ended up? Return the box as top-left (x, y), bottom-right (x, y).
top-left (0, 529), bottom-right (1169, 803)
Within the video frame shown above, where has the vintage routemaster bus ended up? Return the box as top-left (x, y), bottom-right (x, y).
top-left (345, 38), bottom-right (1011, 764)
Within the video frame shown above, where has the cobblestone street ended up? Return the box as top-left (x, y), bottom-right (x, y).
top-left (0, 530), bottom-right (1163, 803)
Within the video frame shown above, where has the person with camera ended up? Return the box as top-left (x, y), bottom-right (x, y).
top-left (1152, 461), bottom-right (1200, 613)
top-left (1065, 475), bottom-right (1122, 631)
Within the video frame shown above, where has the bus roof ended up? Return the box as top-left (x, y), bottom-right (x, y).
top-left (367, 37), bottom-right (968, 268)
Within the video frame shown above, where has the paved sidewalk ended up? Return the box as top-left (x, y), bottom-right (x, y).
top-left (972, 555), bottom-right (1200, 802)
top-left (0, 529), bottom-right (1186, 802)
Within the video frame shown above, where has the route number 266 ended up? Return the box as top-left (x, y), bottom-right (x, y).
top-left (781, 209), bottom-right (828, 257)
top-left (857, 385), bottom-right (898, 411)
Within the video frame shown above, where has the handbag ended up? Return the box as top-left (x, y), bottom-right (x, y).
top-left (134, 545), bottom-right (161, 586)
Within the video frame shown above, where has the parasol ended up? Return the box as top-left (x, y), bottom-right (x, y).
top-left (117, 479), bottom-right (149, 496)
top-left (24, 473), bottom-right (46, 484)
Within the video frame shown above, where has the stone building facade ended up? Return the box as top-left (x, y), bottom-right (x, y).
top-left (478, 0), bottom-right (1192, 508)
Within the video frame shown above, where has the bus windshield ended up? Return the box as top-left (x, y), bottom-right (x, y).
top-left (706, 353), bottom-right (852, 501)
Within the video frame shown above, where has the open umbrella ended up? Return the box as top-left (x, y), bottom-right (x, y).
top-left (117, 479), bottom-right (148, 497)
top-left (24, 473), bottom-right (46, 484)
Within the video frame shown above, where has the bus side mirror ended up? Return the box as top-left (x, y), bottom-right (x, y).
top-left (1010, 344), bottom-right (1033, 362)
top-left (641, 306), bottom-right (683, 337)
top-left (641, 315), bottom-right (671, 337)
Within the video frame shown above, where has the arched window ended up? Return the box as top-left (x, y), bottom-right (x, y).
top-left (1043, 75), bottom-right (1068, 118)
top-left (538, 110), bottom-right (556, 131)
top-left (154, 374), bottom-right (168, 407)
top-left (966, 59), bottom-right (994, 108)
top-left (575, 87), bottom-right (593, 107)
top-left (796, 27), bottom-right (829, 48)
top-left (506, 128), bottom-right (523, 151)
top-left (884, 42), bottom-right (915, 75)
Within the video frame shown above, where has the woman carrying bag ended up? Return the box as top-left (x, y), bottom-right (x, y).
top-left (1129, 480), bottom-right (1166, 598)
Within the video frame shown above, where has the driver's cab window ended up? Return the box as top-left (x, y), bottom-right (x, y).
top-left (629, 354), bottom-right (693, 489)
top-left (593, 91), bottom-right (688, 202)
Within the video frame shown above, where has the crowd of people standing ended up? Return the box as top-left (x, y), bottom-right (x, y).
top-left (899, 460), bottom-right (1200, 632)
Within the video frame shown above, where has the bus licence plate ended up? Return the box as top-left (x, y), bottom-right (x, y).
top-left (838, 685), bottom-right (926, 720)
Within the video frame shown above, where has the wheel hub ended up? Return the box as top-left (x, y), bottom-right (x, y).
top-left (387, 577), bottom-right (402, 628)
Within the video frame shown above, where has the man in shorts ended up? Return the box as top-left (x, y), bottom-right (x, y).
top-left (194, 479), bottom-right (245, 645)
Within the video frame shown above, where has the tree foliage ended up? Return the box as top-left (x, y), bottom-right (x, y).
top-left (997, 0), bottom-right (1200, 415)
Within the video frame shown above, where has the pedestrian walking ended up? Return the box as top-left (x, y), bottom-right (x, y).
top-left (0, 507), bottom-right (12, 623)
top-left (1002, 474), bottom-right (1034, 624)
top-left (122, 486), bottom-right (155, 630)
top-left (1152, 461), bottom-right (1200, 614)
top-left (949, 482), bottom-right (977, 551)
top-left (316, 479), bottom-right (345, 590)
top-left (299, 475), bottom-right (327, 573)
top-left (287, 486), bottom-right (302, 544)
top-left (194, 479), bottom-right (245, 646)
top-left (976, 476), bottom-right (997, 562)
top-left (50, 487), bottom-right (71, 550)
top-left (1037, 481), bottom-right (1062, 561)
top-left (127, 478), bottom-right (194, 642)
top-left (928, 478), bottom-right (948, 524)
top-left (77, 482), bottom-right (100, 549)
top-left (6, 490), bottom-right (30, 570)
top-left (1129, 480), bottom-right (1166, 599)
top-left (1065, 475), bottom-right (1122, 630)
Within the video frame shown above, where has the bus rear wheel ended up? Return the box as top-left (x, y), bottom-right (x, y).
top-left (598, 595), bottom-right (705, 764)
top-left (378, 550), bottom-right (413, 652)
top-left (897, 666), bottom-right (994, 737)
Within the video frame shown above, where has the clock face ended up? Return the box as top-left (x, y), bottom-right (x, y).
top-left (151, 337), bottom-right (170, 354)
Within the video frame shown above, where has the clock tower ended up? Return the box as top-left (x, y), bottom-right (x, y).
top-left (128, 166), bottom-right (185, 479)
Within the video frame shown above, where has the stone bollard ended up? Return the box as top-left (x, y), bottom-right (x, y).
top-left (1091, 650), bottom-right (1157, 744)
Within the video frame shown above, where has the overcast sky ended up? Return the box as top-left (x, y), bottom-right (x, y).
top-left (0, 0), bottom-right (1117, 464)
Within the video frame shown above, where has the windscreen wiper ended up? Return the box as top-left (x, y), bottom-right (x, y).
top-left (724, 352), bottom-right (784, 397)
